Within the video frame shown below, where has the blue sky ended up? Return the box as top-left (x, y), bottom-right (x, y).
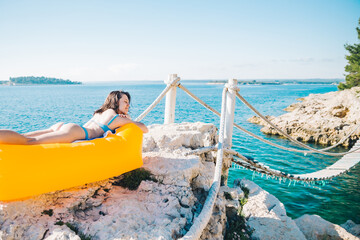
top-left (0, 0), bottom-right (359, 82)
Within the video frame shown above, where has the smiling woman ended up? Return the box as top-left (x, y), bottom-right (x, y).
top-left (0, 90), bottom-right (148, 145)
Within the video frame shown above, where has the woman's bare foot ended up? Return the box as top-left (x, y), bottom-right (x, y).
top-left (50, 122), bottom-right (64, 132)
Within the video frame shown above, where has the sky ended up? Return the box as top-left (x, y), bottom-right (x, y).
top-left (0, 0), bottom-right (359, 82)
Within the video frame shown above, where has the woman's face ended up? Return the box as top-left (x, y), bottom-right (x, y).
top-left (118, 94), bottom-right (130, 114)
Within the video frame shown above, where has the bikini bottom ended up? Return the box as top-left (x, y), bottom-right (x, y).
top-left (80, 126), bottom-right (89, 140)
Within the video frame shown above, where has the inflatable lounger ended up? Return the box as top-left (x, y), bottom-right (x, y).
top-left (0, 123), bottom-right (143, 202)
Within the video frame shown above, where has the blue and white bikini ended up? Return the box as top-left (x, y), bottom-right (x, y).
top-left (80, 115), bottom-right (118, 140)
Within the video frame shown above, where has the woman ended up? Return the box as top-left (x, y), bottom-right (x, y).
top-left (0, 90), bottom-right (148, 145)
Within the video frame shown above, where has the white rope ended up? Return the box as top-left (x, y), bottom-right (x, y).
top-left (232, 123), bottom-right (353, 157)
top-left (180, 87), bottom-right (228, 240)
top-left (230, 147), bottom-right (357, 181)
top-left (230, 150), bottom-right (314, 181)
top-left (187, 146), bottom-right (358, 181)
top-left (137, 79), bottom-right (358, 156)
top-left (225, 82), bottom-right (240, 92)
top-left (184, 145), bottom-right (218, 156)
top-left (236, 92), bottom-right (360, 156)
top-left (135, 77), bottom-right (180, 122)
top-left (177, 84), bottom-right (220, 116)
top-left (187, 146), bottom-right (305, 180)
top-left (230, 146), bottom-right (360, 181)
top-left (178, 84), bottom-right (354, 156)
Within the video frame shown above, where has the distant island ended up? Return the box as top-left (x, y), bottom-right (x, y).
top-left (207, 79), bottom-right (343, 85)
top-left (0, 76), bottom-right (82, 85)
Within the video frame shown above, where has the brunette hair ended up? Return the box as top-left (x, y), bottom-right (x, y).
top-left (94, 90), bottom-right (131, 115)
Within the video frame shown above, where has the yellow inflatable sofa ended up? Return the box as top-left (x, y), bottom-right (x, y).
top-left (0, 123), bottom-right (143, 202)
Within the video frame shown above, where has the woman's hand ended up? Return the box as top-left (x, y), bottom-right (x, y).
top-left (117, 114), bottom-right (147, 133)
top-left (119, 113), bottom-right (131, 120)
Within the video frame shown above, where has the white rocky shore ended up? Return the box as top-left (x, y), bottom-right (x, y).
top-left (0, 122), bottom-right (359, 240)
top-left (248, 87), bottom-right (360, 147)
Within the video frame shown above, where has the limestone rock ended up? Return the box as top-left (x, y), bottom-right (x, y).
top-left (295, 214), bottom-right (359, 240)
top-left (200, 185), bottom-right (245, 240)
top-left (45, 226), bottom-right (81, 240)
top-left (143, 122), bottom-right (217, 153)
top-left (2, 121), bottom-right (353, 240)
top-left (239, 179), bottom-right (306, 240)
top-left (248, 87), bottom-right (360, 147)
top-left (342, 220), bottom-right (360, 238)
top-left (0, 122), bottom-right (217, 240)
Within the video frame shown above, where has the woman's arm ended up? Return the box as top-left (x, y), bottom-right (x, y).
top-left (133, 122), bottom-right (149, 133)
top-left (116, 116), bottom-right (148, 133)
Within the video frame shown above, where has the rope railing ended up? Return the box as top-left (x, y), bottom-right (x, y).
top-left (136, 76), bottom-right (359, 157)
top-left (186, 145), bottom-right (358, 182)
top-left (180, 87), bottom-right (228, 240)
top-left (236, 92), bottom-right (360, 156)
top-left (134, 76), bottom-right (180, 122)
top-left (228, 149), bottom-right (337, 181)
top-left (230, 145), bottom-right (360, 182)
top-left (177, 84), bottom-right (221, 116)
top-left (133, 76), bottom-right (360, 239)
top-left (189, 146), bottom-right (311, 180)
top-left (178, 83), bottom-right (356, 156)
top-left (233, 122), bottom-right (360, 157)
top-left (175, 83), bottom-right (360, 181)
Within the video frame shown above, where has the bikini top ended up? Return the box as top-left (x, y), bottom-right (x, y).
top-left (90, 115), bottom-right (118, 133)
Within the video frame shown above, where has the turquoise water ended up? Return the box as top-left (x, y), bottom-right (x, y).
top-left (0, 82), bottom-right (359, 224)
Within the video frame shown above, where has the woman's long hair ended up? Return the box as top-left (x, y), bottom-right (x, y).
top-left (94, 90), bottom-right (131, 115)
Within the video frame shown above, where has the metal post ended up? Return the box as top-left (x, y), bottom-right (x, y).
top-left (164, 74), bottom-right (179, 124)
top-left (224, 78), bottom-right (237, 147)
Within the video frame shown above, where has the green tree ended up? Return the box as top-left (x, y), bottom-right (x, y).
top-left (338, 18), bottom-right (360, 90)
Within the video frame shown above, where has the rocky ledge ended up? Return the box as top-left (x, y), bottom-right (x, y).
top-left (0, 122), bottom-right (359, 240)
top-left (248, 87), bottom-right (360, 147)
top-left (239, 179), bottom-right (359, 240)
top-left (0, 122), bottom-right (239, 240)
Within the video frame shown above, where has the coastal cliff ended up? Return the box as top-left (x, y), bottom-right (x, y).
top-left (248, 87), bottom-right (360, 147)
top-left (0, 122), bottom-right (359, 239)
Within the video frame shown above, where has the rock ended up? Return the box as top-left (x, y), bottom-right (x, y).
top-left (45, 226), bottom-right (81, 240)
top-left (247, 87), bottom-right (360, 147)
top-left (239, 179), bottom-right (306, 240)
top-left (342, 220), bottom-right (360, 238)
top-left (199, 185), bottom-right (246, 240)
top-left (295, 214), bottom-right (359, 240)
top-left (220, 185), bottom-right (244, 201)
top-left (200, 192), bottom-right (227, 240)
top-left (247, 115), bottom-right (276, 125)
top-left (284, 102), bottom-right (301, 112)
top-left (332, 105), bottom-right (349, 118)
top-left (0, 122), bottom-right (219, 240)
top-left (143, 122), bottom-right (217, 153)
top-left (1, 121), bottom-right (354, 240)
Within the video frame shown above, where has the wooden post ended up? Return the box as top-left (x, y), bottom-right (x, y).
top-left (224, 78), bottom-right (238, 148)
top-left (164, 74), bottom-right (179, 124)
top-left (221, 78), bottom-right (238, 186)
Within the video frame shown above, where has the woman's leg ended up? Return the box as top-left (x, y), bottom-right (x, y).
top-left (0, 130), bottom-right (33, 145)
top-left (23, 122), bottom-right (64, 137)
top-left (28, 123), bottom-right (86, 144)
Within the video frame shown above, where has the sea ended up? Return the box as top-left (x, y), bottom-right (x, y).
top-left (0, 81), bottom-right (359, 225)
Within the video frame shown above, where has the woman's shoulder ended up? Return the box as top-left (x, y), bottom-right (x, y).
top-left (101, 109), bottom-right (117, 116)
top-left (95, 109), bottom-right (117, 121)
